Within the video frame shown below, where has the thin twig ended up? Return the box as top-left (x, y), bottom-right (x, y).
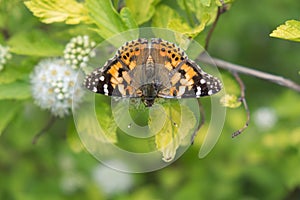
top-left (0, 28), bottom-right (10, 40)
top-left (231, 72), bottom-right (250, 137)
top-left (32, 116), bottom-right (56, 144)
top-left (197, 55), bottom-right (300, 92)
top-left (205, 0), bottom-right (228, 50)
top-left (191, 99), bottom-right (205, 144)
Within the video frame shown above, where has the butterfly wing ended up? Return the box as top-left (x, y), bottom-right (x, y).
top-left (84, 38), bottom-right (149, 97)
top-left (151, 40), bottom-right (222, 99)
top-left (162, 59), bottom-right (223, 98)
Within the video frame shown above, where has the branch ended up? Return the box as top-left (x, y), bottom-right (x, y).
top-left (32, 116), bottom-right (56, 144)
top-left (0, 28), bottom-right (10, 40)
top-left (231, 72), bottom-right (250, 137)
top-left (197, 54), bottom-right (300, 92)
top-left (205, 0), bottom-right (228, 50)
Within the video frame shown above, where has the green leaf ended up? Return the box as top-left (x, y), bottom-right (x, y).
top-left (8, 31), bottom-right (64, 56)
top-left (95, 96), bottom-right (118, 143)
top-left (0, 81), bottom-right (31, 100)
top-left (270, 20), bottom-right (300, 42)
top-left (200, 0), bottom-right (211, 7)
top-left (0, 57), bottom-right (35, 84)
top-left (24, 0), bottom-right (91, 24)
top-left (125, 0), bottom-right (160, 25)
top-left (0, 100), bottom-right (22, 136)
top-left (177, 0), bottom-right (218, 25)
top-left (220, 94), bottom-right (241, 108)
top-left (85, 0), bottom-right (133, 40)
top-left (220, 0), bottom-right (235, 4)
top-left (168, 14), bottom-right (209, 38)
top-left (152, 4), bottom-right (181, 28)
top-left (152, 4), bottom-right (209, 38)
top-left (120, 7), bottom-right (138, 30)
top-left (3, 102), bottom-right (51, 148)
top-left (0, 66), bottom-right (26, 84)
top-left (149, 102), bottom-right (196, 162)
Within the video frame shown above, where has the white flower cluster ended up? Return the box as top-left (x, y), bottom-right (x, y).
top-left (64, 35), bottom-right (96, 69)
top-left (92, 161), bottom-right (133, 196)
top-left (30, 58), bottom-right (83, 117)
top-left (254, 107), bottom-right (277, 130)
top-left (0, 45), bottom-right (12, 71)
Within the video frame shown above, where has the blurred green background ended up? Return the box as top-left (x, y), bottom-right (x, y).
top-left (1, 0), bottom-right (300, 199)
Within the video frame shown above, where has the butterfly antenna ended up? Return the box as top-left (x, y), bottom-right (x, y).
top-left (231, 72), bottom-right (250, 137)
top-left (190, 99), bottom-right (206, 144)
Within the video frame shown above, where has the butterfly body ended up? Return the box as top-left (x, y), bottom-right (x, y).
top-left (84, 38), bottom-right (222, 106)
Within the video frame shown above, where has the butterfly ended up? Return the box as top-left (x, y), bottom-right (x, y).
top-left (84, 38), bottom-right (222, 107)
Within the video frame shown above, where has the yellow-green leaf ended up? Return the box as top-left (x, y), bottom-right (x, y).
top-left (152, 5), bottom-right (191, 43)
top-left (168, 14), bottom-right (209, 38)
top-left (8, 31), bottom-right (64, 56)
top-left (0, 81), bottom-right (31, 100)
top-left (149, 102), bottom-right (196, 162)
top-left (201, 0), bottom-right (211, 7)
top-left (24, 0), bottom-right (90, 24)
top-left (0, 66), bottom-right (26, 84)
top-left (120, 7), bottom-right (138, 30)
top-left (95, 96), bottom-right (118, 144)
top-left (177, 0), bottom-right (218, 25)
top-left (86, 0), bottom-right (134, 40)
top-left (67, 118), bottom-right (85, 153)
top-left (0, 100), bottom-right (22, 136)
top-left (270, 20), bottom-right (300, 42)
top-left (153, 4), bottom-right (210, 39)
top-left (152, 4), bottom-right (180, 28)
top-left (126, 0), bottom-right (160, 25)
top-left (220, 94), bottom-right (241, 108)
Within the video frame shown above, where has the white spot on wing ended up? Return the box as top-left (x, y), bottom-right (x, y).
top-left (177, 86), bottom-right (186, 96)
top-left (104, 88), bottom-right (109, 95)
top-left (196, 86), bottom-right (201, 96)
top-left (118, 84), bottom-right (126, 96)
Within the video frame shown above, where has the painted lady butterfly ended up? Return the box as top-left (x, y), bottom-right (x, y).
top-left (84, 38), bottom-right (222, 106)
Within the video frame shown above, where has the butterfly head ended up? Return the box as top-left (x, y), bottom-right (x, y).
top-left (136, 83), bottom-right (161, 107)
top-left (142, 97), bottom-right (155, 107)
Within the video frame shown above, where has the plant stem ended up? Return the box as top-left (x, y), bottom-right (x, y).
top-left (231, 72), bottom-right (250, 137)
top-left (205, 1), bottom-right (228, 50)
top-left (32, 116), bottom-right (56, 144)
